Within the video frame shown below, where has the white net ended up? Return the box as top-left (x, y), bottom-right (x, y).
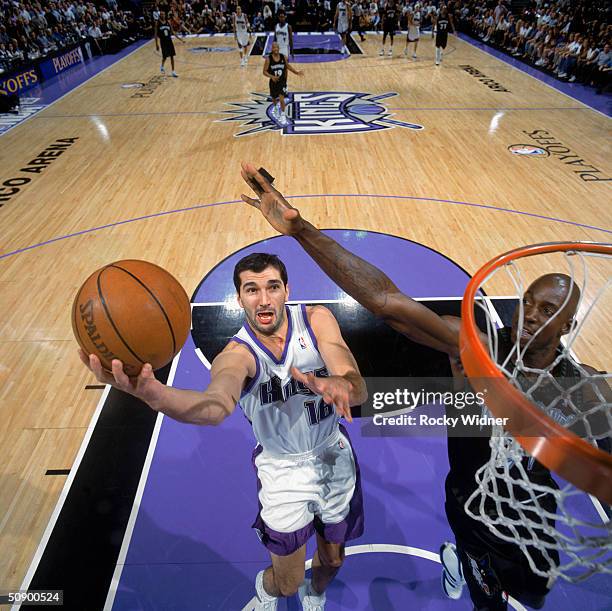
top-left (463, 246), bottom-right (612, 583)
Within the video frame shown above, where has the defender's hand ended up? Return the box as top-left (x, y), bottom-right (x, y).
top-left (291, 366), bottom-right (354, 422)
top-left (240, 161), bottom-right (305, 236)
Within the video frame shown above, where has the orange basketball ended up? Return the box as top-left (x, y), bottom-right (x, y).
top-left (72, 260), bottom-right (191, 377)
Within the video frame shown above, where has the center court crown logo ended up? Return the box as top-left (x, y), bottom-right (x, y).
top-left (218, 91), bottom-right (424, 136)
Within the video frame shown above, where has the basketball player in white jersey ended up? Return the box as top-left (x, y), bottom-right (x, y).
top-left (274, 10), bottom-right (293, 59)
top-left (334, 0), bottom-right (352, 49)
top-left (79, 252), bottom-right (367, 611)
top-left (404, 2), bottom-right (422, 59)
top-left (234, 5), bottom-right (251, 66)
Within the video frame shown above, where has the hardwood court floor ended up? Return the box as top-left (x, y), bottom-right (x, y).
top-left (0, 32), bottom-right (610, 595)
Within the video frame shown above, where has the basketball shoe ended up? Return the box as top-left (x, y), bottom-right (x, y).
top-left (440, 541), bottom-right (465, 600)
top-left (298, 579), bottom-right (326, 610)
top-left (255, 570), bottom-right (278, 610)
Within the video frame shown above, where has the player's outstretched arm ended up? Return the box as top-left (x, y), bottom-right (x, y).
top-left (240, 162), bottom-right (460, 356)
top-left (292, 305), bottom-right (368, 422)
top-left (79, 343), bottom-right (252, 425)
top-left (287, 62), bottom-right (303, 76)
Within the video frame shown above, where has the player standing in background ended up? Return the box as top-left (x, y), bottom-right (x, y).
top-left (275, 10), bottom-right (294, 59)
top-left (433, 5), bottom-right (454, 65)
top-left (379, 0), bottom-right (399, 56)
top-left (234, 5), bottom-right (251, 66)
top-left (263, 41), bottom-right (304, 126)
top-left (404, 2), bottom-right (422, 59)
top-left (334, 0), bottom-right (352, 50)
top-left (80, 252), bottom-right (367, 611)
top-left (369, 0), bottom-right (380, 32)
top-left (352, 0), bottom-right (366, 42)
top-left (152, 2), bottom-right (161, 27)
top-left (155, 12), bottom-right (184, 77)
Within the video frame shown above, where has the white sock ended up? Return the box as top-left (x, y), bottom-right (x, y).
top-left (255, 570), bottom-right (277, 603)
top-left (435, 48), bottom-right (440, 62)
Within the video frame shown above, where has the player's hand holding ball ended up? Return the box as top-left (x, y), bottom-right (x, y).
top-left (79, 351), bottom-right (164, 406)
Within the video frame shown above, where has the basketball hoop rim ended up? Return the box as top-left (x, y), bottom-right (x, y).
top-left (460, 241), bottom-right (612, 505)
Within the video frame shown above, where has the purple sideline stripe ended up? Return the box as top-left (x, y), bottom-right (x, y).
top-left (243, 305), bottom-right (293, 365)
top-left (300, 303), bottom-right (319, 352)
top-left (1, 39), bottom-right (150, 135)
top-left (456, 32), bottom-right (611, 117)
top-left (37, 110), bottom-right (218, 118)
top-left (387, 106), bottom-right (585, 111)
top-left (2, 194), bottom-right (610, 261)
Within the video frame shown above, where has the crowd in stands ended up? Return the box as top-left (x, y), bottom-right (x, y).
top-left (455, 0), bottom-right (611, 92)
top-left (0, 0), bottom-right (152, 75)
top-left (2, 0), bottom-right (609, 93)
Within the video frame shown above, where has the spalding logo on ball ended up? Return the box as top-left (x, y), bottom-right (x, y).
top-left (72, 260), bottom-right (191, 376)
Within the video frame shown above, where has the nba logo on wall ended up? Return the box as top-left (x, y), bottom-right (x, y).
top-left (218, 91), bottom-right (424, 136)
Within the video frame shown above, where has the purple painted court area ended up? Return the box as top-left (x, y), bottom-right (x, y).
top-left (112, 233), bottom-right (610, 610)
top-left (457, 33), bottom-right (611, 117)
top-left (263, 33), bottom-right (348, 63)
top-left (0, 40), bottom-right (148, 134)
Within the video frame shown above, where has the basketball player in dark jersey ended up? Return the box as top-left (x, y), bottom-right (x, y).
top-left (239, 163), bottom-right (611, 611)
top-left (155, 12), bottom-right (185, 77)
top-left (433, 6), bottom-right (454, 65)
top-left (379, 0), bottom-right (399, 57)
top-left (263, 41), bottom-right (303, 127)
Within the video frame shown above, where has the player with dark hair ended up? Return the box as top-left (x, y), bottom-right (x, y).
top-left (239, 163), bottom-right (609, 611)
top-left (274, 11), bottom-right (293, 59)
top-left (155, 11), bottom-right (185, 77)
top-left (263, 41), bottom-right (303, 126)
top-left (433, 5), bottom-right (455, 65)
top-left (379, 0), bottom-right (399, 57)
top-left (80, 250), bottom-right (367, 611)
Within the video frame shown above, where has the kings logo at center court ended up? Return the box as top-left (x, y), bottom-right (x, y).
top-left (218, 91), bottom-right (424, 136)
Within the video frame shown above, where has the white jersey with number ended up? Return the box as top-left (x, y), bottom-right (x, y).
top-left (275, 22), bottom-right (290, 56)
top-left (235, 13), bottom-right (249, 46)
top-left (337, 1), bottom-right (349, 32)
top-left (233, 304), bottom-right (339, 456)
top-left (409, 10), bottom-right (421, 40)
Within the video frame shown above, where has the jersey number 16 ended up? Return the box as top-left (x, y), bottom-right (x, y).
top-left (304, 398), bottom-right (334, 425)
